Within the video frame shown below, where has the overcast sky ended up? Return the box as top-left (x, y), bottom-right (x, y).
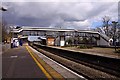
top-left (2, 0), bottom-right (119, 30)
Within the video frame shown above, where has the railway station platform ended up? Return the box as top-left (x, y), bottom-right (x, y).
top-left (2, 45), bottom-right (84, 79)
top-left (49, 46), bottom-right (120, 59)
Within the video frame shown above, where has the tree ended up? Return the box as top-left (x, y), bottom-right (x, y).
top-left (0, 22), bottom-right (2, 42)
top-left (1, 21), bottom-right (11, 43)
top-left (2, 21), bottom-right (8, 42)
top-left (66, 38), bottom-right (72, 46)
top-left (0, 6), bottom-right (8, 43)
top-left (102, 16), bottom-right (111, 36)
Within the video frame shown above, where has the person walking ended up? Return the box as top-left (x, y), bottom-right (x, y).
top-left (13, 40), bottom-right (15, 48)
top-left (11, 38), bottom-right (13, 48)
top-left (15, 39), bottom-right (19, 47)
top-left (19, 39), bottom-right (23, 46)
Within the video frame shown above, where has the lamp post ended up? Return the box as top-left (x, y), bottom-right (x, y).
top-left (0, 7), bottom-right (7, 11)
top-left (0, 6), bottom-right (7, 43)
top-left (112, 21), bottom-right (118, 51)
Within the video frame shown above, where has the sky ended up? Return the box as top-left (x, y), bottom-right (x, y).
top-left (1, 0), bottom-right (119, 30)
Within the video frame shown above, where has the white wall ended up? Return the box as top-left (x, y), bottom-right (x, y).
top-left (97, 37), bottom-right (109, 46)
top-left (60, 36), bottom-right (65, 46)
top-left (28, 36), bottom-right (40, 42)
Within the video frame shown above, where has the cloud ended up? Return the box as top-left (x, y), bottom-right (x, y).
top-left (2, 0), bottom-right (119, 2)
top-left (2, 1), bottom-right (118, 30)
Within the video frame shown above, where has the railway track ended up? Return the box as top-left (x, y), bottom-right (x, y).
top-left (31, 43), bottom-right (120, 79)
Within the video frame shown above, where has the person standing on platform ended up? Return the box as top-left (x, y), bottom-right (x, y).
top-left (11, 38), bottom-right (13, 48)
top-left (16, 39), bottom-right (19, 47)
top-left (13, 40), bottom-right (15, 48)
top-left (19, 39), bottom-right (23, 46)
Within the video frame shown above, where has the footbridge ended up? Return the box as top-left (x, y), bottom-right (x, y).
top-left (11, 26), bottom-right (110, 46)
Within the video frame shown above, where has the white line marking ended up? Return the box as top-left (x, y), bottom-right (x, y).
top-left (10, 56), bottom-right (18, 58)
top-left (29, 46), bottom-right (86, 79)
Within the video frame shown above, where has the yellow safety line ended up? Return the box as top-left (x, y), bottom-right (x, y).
top-left (28, 46), bottom-right (64, 79)
top-left (26, 46), bottom-right (53, 80)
